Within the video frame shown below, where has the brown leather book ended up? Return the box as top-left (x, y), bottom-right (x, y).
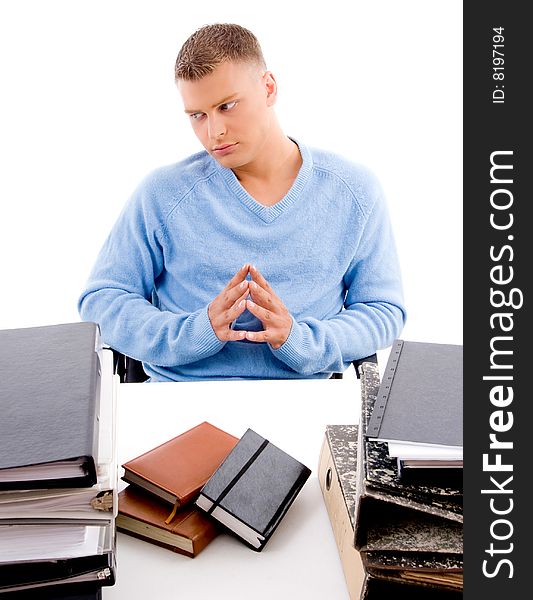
top-left (116, 486), bottom-right (219, 557)
top-left (121, 421), bottom-right (239, 508)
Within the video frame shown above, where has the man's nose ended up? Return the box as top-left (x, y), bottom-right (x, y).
top-left (207, 114), bottom-right (226, 139)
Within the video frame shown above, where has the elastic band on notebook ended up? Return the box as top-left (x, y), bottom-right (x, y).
top-left (207, 439), bottom-right (269, 515)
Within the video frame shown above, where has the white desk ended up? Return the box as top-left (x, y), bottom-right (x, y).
top-left (107, 377), bottom-right (361, 600)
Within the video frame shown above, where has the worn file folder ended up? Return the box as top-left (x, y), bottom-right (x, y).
top-left (0, 322), bottom-right (102, 489)
top-left (318, 424), bottom-right (365, 600)
top-left (355, 360), bottom-right (463, 541)
top-left (319, 423), bottom-right (463, 599)
top-left (356, 361), bottom-right (463, 595)
top-left (319, 359), bottom-right (463, 598)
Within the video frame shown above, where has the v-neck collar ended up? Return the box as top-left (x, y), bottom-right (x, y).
top-left (213, 138), bottom-right (313, 224)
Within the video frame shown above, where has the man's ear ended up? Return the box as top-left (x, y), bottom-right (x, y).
top-left (263, 71), bottom-right (277, 107)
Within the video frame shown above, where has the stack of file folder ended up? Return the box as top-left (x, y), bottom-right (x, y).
top-left (0, 323), bottom-right (118, 598)
top-left (366, 340), bottom-right (463, 483)
top-left (318, 345), bottom-right (463, 598)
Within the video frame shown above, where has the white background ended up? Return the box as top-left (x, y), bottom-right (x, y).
top-left (0, 0), bottom-right (462, 351)
top-left (0, 5), bottom-right (462, 594)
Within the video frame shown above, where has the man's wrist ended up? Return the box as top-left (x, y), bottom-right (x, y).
top-left (193, 305), bottom-right (227, 355)
top-left (268, 317), bottom-right (305, 368)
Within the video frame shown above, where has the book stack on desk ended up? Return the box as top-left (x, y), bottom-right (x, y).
top-left (119, 422), bottom-right (312, 555)
top-left (318, 343), bottom-right (463, 599)
top-left (117, 421), bottom-right (240, 557)
top-left (0, 322), bottom-right (118, 599)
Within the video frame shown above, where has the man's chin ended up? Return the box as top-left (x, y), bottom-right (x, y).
top-left (211, 153), bottom-right (245, 170)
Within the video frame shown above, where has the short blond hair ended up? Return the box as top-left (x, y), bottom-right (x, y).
top-left (175, 23), bottom-right (266, 81)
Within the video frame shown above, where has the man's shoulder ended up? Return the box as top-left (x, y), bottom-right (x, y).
top-left (123, 151), bottom-right (219, 225)
top-left (307, 145), bottom-right (384, 214)
top-left (309, 146), bottom-right (380, 188)
top-left (141, 150), bottom-right (217, 192)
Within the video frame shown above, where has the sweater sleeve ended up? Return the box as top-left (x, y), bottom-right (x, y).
top-left (77, 184), bottom-right (225, 367)
top-left (271, 188), bottom-right (406, 376)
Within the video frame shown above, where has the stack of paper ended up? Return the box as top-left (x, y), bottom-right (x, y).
top-left (318, 354), bottom-right (463, 599)
top-left (0, 323), bottom-right (118, 598)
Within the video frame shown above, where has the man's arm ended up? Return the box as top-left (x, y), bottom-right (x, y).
top-left (78, 192), bottom-right (248, 367)
top-left (244, 193), bottom-right (406, 376)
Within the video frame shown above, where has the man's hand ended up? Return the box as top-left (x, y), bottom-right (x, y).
top-left (244, 265), bottom-right (293, 349)
top-left (208, 265), bottom-right (250, 342)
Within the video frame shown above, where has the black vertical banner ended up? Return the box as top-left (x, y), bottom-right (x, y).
top-left (464, 2), bottom-right (531, 598)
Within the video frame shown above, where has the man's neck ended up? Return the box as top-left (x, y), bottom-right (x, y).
top-left (232, 134), bottom-right (302, 206)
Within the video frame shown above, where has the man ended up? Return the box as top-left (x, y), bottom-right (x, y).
top-left (78, 23), bottom-right (406, 381)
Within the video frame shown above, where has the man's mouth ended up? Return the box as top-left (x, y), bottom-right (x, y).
top-left (212, 143), bottom-right (237, 156)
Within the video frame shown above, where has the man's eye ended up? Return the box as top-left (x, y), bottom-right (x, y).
top-left (190, 113), bottom-right (205, 120)
top-left (220, 101), bottom-right (237, 111)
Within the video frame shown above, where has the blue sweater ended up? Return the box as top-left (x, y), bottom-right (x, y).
top-left (78, 140), bottom-right (406, 381)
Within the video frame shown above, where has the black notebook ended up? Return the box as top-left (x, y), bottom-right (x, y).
top-left (0, 322), bottom-right (102, 489)
top-left (195, 428), bottom-right (311, 551)
top-left (367, 340), bottom-right (463, 464)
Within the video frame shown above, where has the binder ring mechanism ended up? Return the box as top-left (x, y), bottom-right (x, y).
top-left (325, 468), bottom-right (332, 491)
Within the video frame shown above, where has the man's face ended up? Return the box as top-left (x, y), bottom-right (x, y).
top-left (177, 61), bottom-right (276, 170)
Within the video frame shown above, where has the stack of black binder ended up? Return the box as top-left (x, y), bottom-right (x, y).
top-left (318, 341), bottom-right (463, 599)
top-left (0, 322), bottom-right (118, 599)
